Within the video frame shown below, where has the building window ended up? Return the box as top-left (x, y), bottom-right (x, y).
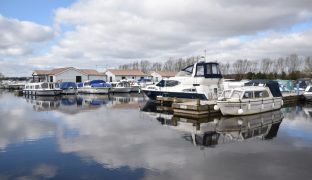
top-left (110, 76), bottom-right (113, 82)
top-left (132, 76), bottom-right (135, 79)
top-left (49, 76), bottom-right (53, 82)
top-left (122, 76), bottom-right (126, 79)
top-left (76, 76), bottom-right (82, 83)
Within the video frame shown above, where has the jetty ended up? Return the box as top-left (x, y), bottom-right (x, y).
top-left (156, 93), bottom-right (304, 118)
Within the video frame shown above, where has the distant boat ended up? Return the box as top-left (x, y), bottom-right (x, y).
top-left (142, 61), bottom-right (223, 100)
top-left (77, 80), bottom-right (111, 94)
top-left (60, 82), bottom-right (77, 95)
top-left (303, 85), bottom-right (312, 101)
top-left (126, 79), bottom-right (140, 92)
top-left (110, 81), bottom-right (132, 93)
top-left (23, 82), bottom-right (62, 96)
top-left (215, 80), bottom-right (283, 116)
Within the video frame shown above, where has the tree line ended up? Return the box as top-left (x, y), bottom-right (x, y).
top-left (119, 54), bottom-right (312, 80)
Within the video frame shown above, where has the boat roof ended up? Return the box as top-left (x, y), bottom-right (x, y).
top-left (228, 86), bottom-right (268, 91)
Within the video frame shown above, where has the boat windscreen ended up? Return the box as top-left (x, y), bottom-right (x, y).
top-left (231, 90), bottom-right (242, 98)
top-left (222, 90), bottom-right (232, 98)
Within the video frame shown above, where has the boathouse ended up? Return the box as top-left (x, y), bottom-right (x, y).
top-left (105, 69), bottom-right (150, 82)
top-left (150, 71), bottom-right (177, 83)
top-left (32, 67), bottom-right (106, 83)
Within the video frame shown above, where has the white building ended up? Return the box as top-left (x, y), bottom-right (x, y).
top-left (32, 67), bottom-right (106, 83)
top-left (150, 71), bottom-right (177, 82)
top-left (105, 69), bottom-right (149, 82)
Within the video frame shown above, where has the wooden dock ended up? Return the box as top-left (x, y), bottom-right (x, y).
top-left (156, 93), bottom-right (304, 118)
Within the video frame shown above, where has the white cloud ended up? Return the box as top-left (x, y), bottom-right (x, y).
top-left (1, 0), bottom-right (312, 76)
top-left (0, 15), bottom-right (54, 56)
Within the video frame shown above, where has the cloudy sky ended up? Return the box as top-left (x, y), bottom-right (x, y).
top-left (1, 0), bottom-right (312, 76)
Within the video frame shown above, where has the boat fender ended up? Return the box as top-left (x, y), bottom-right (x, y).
top-left (272, 98), bottom-right (275, 108)
top-left (261, 99), bottom-right (264, 109)
top-left (238, 108), bottom-right (244, 114)
top-left (214, 105), bottom-right (220, 111)
top-left (281, 100), bottom-right (284, 106)
top-left (237, 120), bottom-right (243, 125)
top-left (248, 100), bottom-right (251, 110)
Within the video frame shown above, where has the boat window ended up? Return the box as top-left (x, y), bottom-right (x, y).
top-left (165, 80), bottom-right (180, 87)
top-left (35, 85), bottom-right (40, 89)
top-left (231, 90), bottom-right (242, 98)
top-left (183, 65), bottom-right (193, 73)
top-left (26, 86), bottom-right (29, 89)
top-left (222, 90), bottom-right (232, 98)
top-left (206, 64), bottom-right (212, 74)
top-left (182, 88), bottom-right (197, 92)
top-left (255, 90), bottom-right (269, 98)
top-left (212, 64), bottom-right (218, 74)
top-left (243, 91), bottom-right (253, 99)
top-left (196, 65), bottom-right (204, 76)
top-left (176, 65), bottom-right (193, 76)
top-left (41, 83), bottom-right (48, 89)
top-left (156, 80), bottom-right (180, 87)
top-left (308, 87), bottom-right (312, 92)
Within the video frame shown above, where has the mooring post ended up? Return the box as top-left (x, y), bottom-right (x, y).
top-left (196, 98), bottom-right (200, 106)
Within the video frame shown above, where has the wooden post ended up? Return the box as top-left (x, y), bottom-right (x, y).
top-left (196, 98), bottom-right (200, 106)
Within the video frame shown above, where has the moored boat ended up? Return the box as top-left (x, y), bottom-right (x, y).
top-left (77, 80), bottom-right (111, 94)
top-left (110, 81), bottom-right (132, 93)
top-left (215, 81), bottom-right (283, 116)
top-left (60, 82), bottom-right (78, 95)
top-left (23, 82), bottom-right (62, 96)
top-left (142, 61), bottom-right (223, 100)
top-left (303, 85), bottom-right (312, 101)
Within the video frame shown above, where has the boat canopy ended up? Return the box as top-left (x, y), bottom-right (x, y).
top-left (244, 80), bottom-right (282, 97)
top-left (176, 62), bottom-right (223, 78)
top-left (90, 80), bottom-right (111, 88)
top-left (60, 82), bottom-right (77, 90)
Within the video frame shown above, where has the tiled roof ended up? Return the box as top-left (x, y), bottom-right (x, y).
top-left (79, 69), bottom-right (104, 76)
top-left (33, 67), bottom-right (103, 76)
top-left (154, 71), bottom-right (177, 77)
top-left (107, 69), bottom-right (147, 76)
top-left (33, 70), bottom-right (51, 75)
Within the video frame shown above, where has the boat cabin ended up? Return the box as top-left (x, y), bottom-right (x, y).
top-left (220, 87), bottom-right (272, 100)
top-left (25, 82), bottom-right (59, 90)
top-left (176, 62), bottom-right (222, 78)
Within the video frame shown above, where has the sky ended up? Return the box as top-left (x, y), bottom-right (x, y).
top-left (1, 0), bottom-right (312, 76)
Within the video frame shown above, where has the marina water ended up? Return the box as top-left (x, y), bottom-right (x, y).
top-left (0, 90), bottom-right (312, 180)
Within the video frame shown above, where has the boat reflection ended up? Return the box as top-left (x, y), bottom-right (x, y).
top-left (141, 100), bottom-right (283, 147)
top-left (24, 93), bottom-right (144, 113)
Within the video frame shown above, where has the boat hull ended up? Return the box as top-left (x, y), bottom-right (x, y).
top-left (61, 89), bottom-right (77, 95)
top-left (110, 87), bottom-right (132, 93)
top-left (217, 98), bottom-right (283, 116)
top-left (304, 93), bottom-right (312, 101)
top-left (78, 87), bottom-right (110, 94)
top-left (23, 89), bottom-right (62, 96)
top-left (142, 89), bottom-right (207, 100)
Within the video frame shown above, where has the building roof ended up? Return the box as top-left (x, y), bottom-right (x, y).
top-left (106, 69), bottom-right (147, 76)
top-left (33, 67), bottom-right (103, 76)
top-left (154, 71), bottom-right (177, 77)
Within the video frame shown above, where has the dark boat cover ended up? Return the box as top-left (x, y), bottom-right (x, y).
top-left (244, 80), bottom-right (282, 97)
top-left (60, 82), bottom-right (77, 90)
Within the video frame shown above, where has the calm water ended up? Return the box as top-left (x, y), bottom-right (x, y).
top-left (0, 90), bottom-right (312, 180)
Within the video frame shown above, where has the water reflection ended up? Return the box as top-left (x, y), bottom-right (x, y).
top-left (142, 101), bottom-right (283, 147)
top-left (1, 93), bottom-right (312, 180)
top-left (0, 94), bottom-right (57, 150)
top-left (23, 93), bottom-right (144, 114)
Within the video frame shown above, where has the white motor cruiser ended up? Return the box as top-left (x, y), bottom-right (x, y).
top-left (110, 81), bottom-right (132, 93)
top-left (142, 62), bottom-right (223, 100)
top-left (303, 85), bottom-right (312, 101)
top-left (23, 82), bottom-right (62, 96)
top-left (77, 80), bottom-right (111, 94)
top-left (215, 81), bottom-right (283, 116)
